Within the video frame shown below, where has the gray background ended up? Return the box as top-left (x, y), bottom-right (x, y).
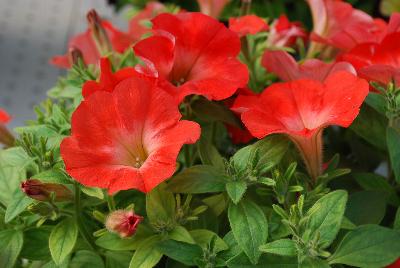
top-left (0, 0), bottom-right (126, 128)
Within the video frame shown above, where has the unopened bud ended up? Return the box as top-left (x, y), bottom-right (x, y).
top-left (86, 9), bottom-right (112, 55)
top-left (105, 210), bottom-right (143, 238)
top-left (21, 179), bottom-right (73, 202)
top-left (68, 47), bottom-right (85, 67)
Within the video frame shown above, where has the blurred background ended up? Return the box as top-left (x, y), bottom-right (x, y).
top-left (0, 0), bottom-right (391, 127)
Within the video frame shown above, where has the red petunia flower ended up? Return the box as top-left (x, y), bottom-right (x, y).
top-left (106, 210), bottom-right (143, 238)
top-left (51, 11), bottom-right (136, 69)
top-left (338, 14), bottom-right (400, 86)
top-left (61, 76), bottom-right (201, 194)
top-left (233, 71), bottom-right (368, 180)
top-left (307, 0), bottom-right (387, 52)
top-left (229, 15), bottom-right (268, 37)
top-left (196, 0), bottom-right (230, 18)
top-left (266, 15), bottom-right (307, 48)
top-left (128, 2), bottom-right (166, 40)
top-left (0, 108), bottom-right (14, 147)
top-left (262, 50), bottom-right (356, 82)
top-left (133, 12), bottom-right (249, 103)
top-left (82, 58), bottom-right (138, 98)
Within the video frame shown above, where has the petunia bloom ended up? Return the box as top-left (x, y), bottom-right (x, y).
top-left (262, 50), bottom-right (356, 82)
top-left (307, 0), bottom-right (387, 53)
top-left (133, 12), bottom-right (248, 103)
top-left (106, 210), bottom-right (143, 238)
top-left (266, 15), bottom-right (307, 48)
top-left (82, 57), bottom-right (138, 98)
top-left (128, 2), bottom-right (166, 41)
top-left (0, 108), bottom-right (14, 147)
top-left (51, 10), bottom-right (136, 69)
top-left (196, 0), bottom-right (230, 18)
top-left (61, 75), bottom-right (200, 194)
top-left (229, 15), bottom-right (268, 37)
top-left (233, 71), bottom-right (368, 180)
top-left (338, 14), bottom-right (400, 86)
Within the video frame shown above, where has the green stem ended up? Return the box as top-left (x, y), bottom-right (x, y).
top-left (74, 183), bottom-right (97, 250)
top-left (106, 194), bottom-right (116, 211)
top-left (183, 145), bottom-right (191, 168)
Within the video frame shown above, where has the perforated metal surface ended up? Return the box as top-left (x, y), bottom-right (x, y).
top-left (0, 0), bottom-right (124, 127)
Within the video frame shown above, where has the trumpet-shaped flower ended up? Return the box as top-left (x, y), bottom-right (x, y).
top-left (134, 12), bottom-right (248, 103)
top-left (61, 76), bottom-right (200, 194)
top-left (233, 71), bottom-right (368, 180)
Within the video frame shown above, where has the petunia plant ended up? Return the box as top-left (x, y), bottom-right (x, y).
top-left (1, 0), bottom-right (400, 268)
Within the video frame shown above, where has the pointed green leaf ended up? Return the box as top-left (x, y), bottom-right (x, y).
top-left (129, 235), bottom-right (163, 268)
top-left (49, 218), bottom-right (78, 265)
top-left (259, 239), bottom-right (297, 256)
top-left (0, 229), bottom-right (24, 268)
top-left (157, 239), bottom-right (203, 266)
top-left (146, 183), bottom-right (176, 225)
top-left (226, 181), bottom-right (247, 204)
top-left (228, 200), bottom-right (268, 264)
top-left (387, 127), bottom-right (400, 182)
top-left (5, 189), bottom-right (33, 223)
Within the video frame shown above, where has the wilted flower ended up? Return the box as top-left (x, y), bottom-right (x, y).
top-left (105, 210), bottom-right (143, 238)
top-left (21, 179), bottom-right (73, 202)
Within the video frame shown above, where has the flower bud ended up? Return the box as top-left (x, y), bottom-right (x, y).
top-left (21, 179), bottom-right (73, 202)
top-left (105, 210), bottom-right (143, 238)
top-left (86, 9), bottom-right (112, 55)
top-left (68, 47), bottom-right (85, 67)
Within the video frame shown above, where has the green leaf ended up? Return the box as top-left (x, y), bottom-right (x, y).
top-left (0, 166), bottom-right (25, 206)
top-left (0, 147), bottom-right (33, 169)
top-left (168, 165), bottom-right (227, 194)
top-left (226, 181), bottom-right (247, 204)
top-left (190, 229), bottom-right (228, 252)
top-left (354, 172), bottom-right (399, 205)
top-left (157, 239), bottom-right (203, 266)
top-left (306, 190), bottom-right (348, 248)
top-left (350, 104), bottom-right (387, 150)
top-left (80, 186), bottom-right (104, 199)
top-left (105, 251), bottom-right (132, 268)
top-left (345, 190), bottom-right (387, 225)
top-left (5, 189), bottom-right (33, 223)
top-left (228, 199), bottom-right (268, 264)
top-left (0, 229), bottom-right (24, 268)
top-left (197, 137), bottom-right (225, 171)
top-left (259, 239), bottom-right (297, 256)
top-left (49, 218), bottom-right (78, 265)
top-left (146, 183), bottom-right (176, 225)
top-left (191, 97), bottom-right (242, 127)
top-left (329, 225), bottom-right (400, 267)
top-left (232, 136), bottom-right (289, 172)
top-left (21, 227), bottom-right (51, 260)
top-left (129, 235), bottom-right (163, 268)
top-left (95, 232), bottom-right (138, 251)
top-left (168, 225), bottom-right (195, 244)
top-left (387, 127), bottom-right (400, 183)
top-left (227, 253), bottom-right (297, 268)
top-left (394, 207), bottom-right (400, 230)
top-left (70, 250), bottom-right (104, 268)
top-left (32, 169), bottom-right (71, 184)
top-left (202, 193), bottom-right (228, 216)
top-left (300, 257), bottom-right (330, 268)
top-left (365, 92), bottom-right (386, 114)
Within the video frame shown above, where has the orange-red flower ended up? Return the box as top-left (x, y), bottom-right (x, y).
top-left (262, 50), bottom-right (355, 82)
top-left (196, 0), bottom-right (230, 18)
top-left (339, 14), bottom-right (400, 86)
top-left (61, 76), bottom-right (200, 194)
top-left (134, 13), bottom-right (248, 103)
top-left (51, 11), bottom-right (136, 69)
top-left (266, 15), bottom-right (307, 48)
top-left (307, 0), bottom-right (387, 52)
top-left (229, 15), bottom-right (268, 37)
top-left (82, 58), bottom-right (138, 98)
top-left (233, 72), bottom-right (368, 180)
